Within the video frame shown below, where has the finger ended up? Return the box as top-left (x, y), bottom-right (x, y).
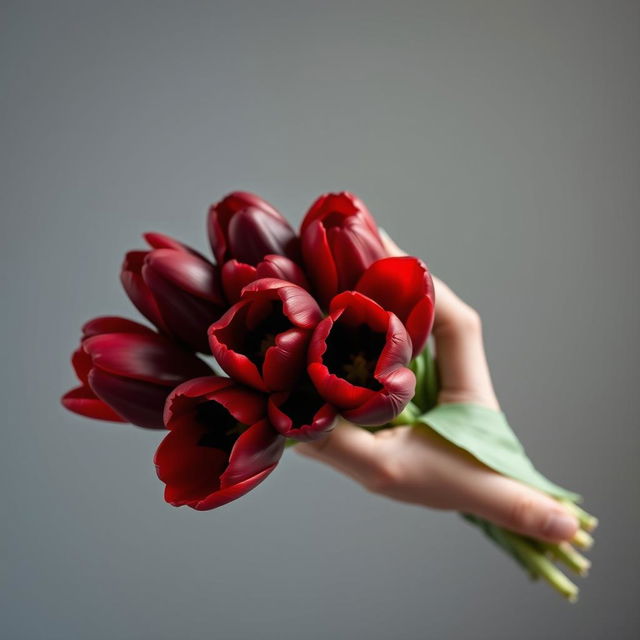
top-left (431, 277), bottom-right (500, 409)
top-left (294, 419), bottom-right (380, 485)
top-left (459, 469), bottom-right (579, 543)
top-left (378, 228), bottom-right (407, 257)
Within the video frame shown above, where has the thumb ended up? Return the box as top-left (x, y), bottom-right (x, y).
top-left (460, 470), bottom-right (579, 543)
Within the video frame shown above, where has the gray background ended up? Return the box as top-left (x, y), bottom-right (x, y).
top-left (2, 1), bottom-right (639, 638)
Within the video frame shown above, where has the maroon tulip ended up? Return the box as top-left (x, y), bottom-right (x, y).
top-left (300, 192), bottom-right (389, 306)
top-left (61, 317), bottom-right (213, 428)
top-left (208, 191), bottom-right (299, 266)
top-left (121, 232), bottom-right (225, 353)
top-left (355, 256), bottom-right (435, 358)
top-left (221, 254), bottom-right (310, 303)
top-left (268, 375), bottom-right (338, 442)
top-left (209, 278), bottom-right (323, 392)
top-left (308, 291), bottom-right (415, 426)
top-left (155, 376), bottom-right (285, 510)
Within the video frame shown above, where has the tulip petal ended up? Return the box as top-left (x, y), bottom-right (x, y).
top-left (88, 369), bottom-right (168, 428)
top-left (84, 333), bottom-right (212, 386)
top-left (301, 220), bottom-right (338, 305)
top-left (262, 328), bottom-right (310, 391)
top-left (221, 260), bottom-right (258, 303)
top-left (163, 376), bottom-right (267, 430)
top-left (81, 316), bottom-right (156, 338)
top-left (227, 207), bottom-right (298, 266)
top-left (61, 385), bottom-right (127, 422)
top-left (222, 419), bottom-right (284, 488)
top-left (256, 255), bottom-right (310, 290)
top-left (142, 264), bottom-right (223, 353)
top-left (143, 249), bottom-right (223, 304)
top-left (155, 425), bottom-right (230, 504)
top-left (356, 256), bottom-right (435, 357)
top-left (268, 390), bottom-right (337, 441)
top-left (121, 252), bottom-right (169, 333)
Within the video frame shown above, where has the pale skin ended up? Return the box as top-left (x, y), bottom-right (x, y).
top-left (296, 239), bottom-right (579, 543)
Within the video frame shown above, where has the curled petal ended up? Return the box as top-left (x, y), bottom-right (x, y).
top-left (268, 390), bottom-right (337, 441)
top-left (222, 419), bottom-right (285, 487)
top-left (356, 256), bottom-right (435, 357)
top-left (241, 278), bottom-right (322, 329)
top-left (308, 292), bottom-right (415, 426)
top-left (256, 255), bottom-right (310, 290)
top-left (163, 376), bottom-right (266, 430)
top-left (262, 328), bottom-right (311, 391)
top-left (221, 260), bottom-right (258, 303)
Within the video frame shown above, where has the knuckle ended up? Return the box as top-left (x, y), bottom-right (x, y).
top-left (508, 494), bottom-right (538, 531)
top-left (364, 460), bottom-right (403, 495)
top-left (457, 304), bottom-right (482, 332)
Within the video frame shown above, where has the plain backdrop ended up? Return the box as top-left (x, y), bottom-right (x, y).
top-left (2, 1), bottom-right (639, 638)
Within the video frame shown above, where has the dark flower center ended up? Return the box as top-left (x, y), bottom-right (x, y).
top-left (279, 381), bottom-right (324, 428)
top-left (324, 322), bottom-right (385, 390)
top-left (322, 210), bottom-right (350, 229)
top-left (236, 301), bottom-right (291, 366)
top-left (195, 400), bottom-right (245, 450)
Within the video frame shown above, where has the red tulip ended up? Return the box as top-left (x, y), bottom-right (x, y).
top-left (268, 376), bottom-right (338, 442)
top-left (208, 191), bottom-right (299, 266)
top-left (300, 192), bottom-right (389, 305)
top-left (355, 256), bottom-right (435, 357)
top-left (155, 376), bottom-right (284, 510)
top-left (209, 278), bottom-right (323, 392)
top-left (308, 291), bottom-right (415, 426)
top-left (121, 233), bottom-right (225, 353)
top-left (221, 254), bottom-right (310, 303)
top-left (61, 317), bottom-right (213, 428)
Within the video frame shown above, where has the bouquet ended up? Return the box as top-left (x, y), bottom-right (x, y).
top-left (61, 191), bottom-right (596, 600)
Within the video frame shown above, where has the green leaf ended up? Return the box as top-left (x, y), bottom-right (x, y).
top-left (416, 402), bottom-right (580, 502)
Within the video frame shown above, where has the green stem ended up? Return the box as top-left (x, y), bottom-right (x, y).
top-left (504, 532), bottom-right (579, 602)
top-left (543, 542), bottom-right (591, 576)
top-left (389, 401), bottom-right (421, 426)
top-left (560, 499), bottom-right (599, 532)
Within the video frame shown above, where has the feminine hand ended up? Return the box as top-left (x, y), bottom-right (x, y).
top-left (296, 272), bottom-right (579, 544)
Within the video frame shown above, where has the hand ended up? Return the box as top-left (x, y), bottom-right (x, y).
top-left (296, 244), bottom-right (579, 543)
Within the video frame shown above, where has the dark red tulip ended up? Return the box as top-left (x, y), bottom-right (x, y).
top-left (300, 192), bottom-right (389, 306)
top-left (356, 256), bottom-right (435, 358)
top-left (221, 254), bottom-right (310, 303)
top-left (268, 375), bottom-right (338, 442)
top-left (208, 191), bottom-right (299, 266)
top-left (61, 317), bottom-right (213, 428)
top-left (121, 233), bottom-right (225, 353)
top-left (155, 376), bottom-right (284, 510)
top-left (209, 278), bottom-right (323, 392)
top-left (308, 291), bottom-right (415, 426)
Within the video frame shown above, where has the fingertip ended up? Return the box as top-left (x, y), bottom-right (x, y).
top-left (541, 510), bottom-right (580, 542)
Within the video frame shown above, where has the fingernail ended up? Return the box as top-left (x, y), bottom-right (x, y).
top-left (543, 513), bottom-right (578, 539)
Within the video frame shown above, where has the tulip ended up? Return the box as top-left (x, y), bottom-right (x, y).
top-left (221, 254), bottom-right (310, 303)
top-left (121, 232), bottom-right (225, 353)
top-left (61, 317), bottom-right (213, 428)
top-left (308, 291), bottom-right (415, 426)
top-left (268, 375), bottom-right (338, 442)
top-left (208, 191), bottom-right (299, 266)
top-left (154, 376), bottom-right (285, 510)
top-left (209, 278), bottom-right (323, 392)
top-left (300, 192), bottom-right (389, 305)
top-left (355, 256), bottom-right (435, 357)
